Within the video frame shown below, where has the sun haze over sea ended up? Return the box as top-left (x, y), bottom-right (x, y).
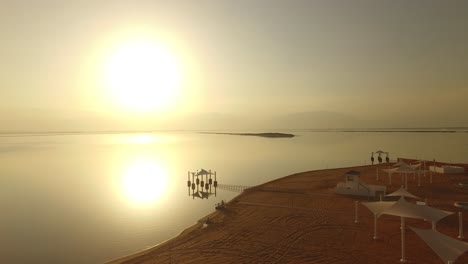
top-left (1, 0), bottom-right (468, 132)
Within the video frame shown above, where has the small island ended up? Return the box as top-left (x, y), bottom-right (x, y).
top-left (200, 132), bottom-right (295, 138)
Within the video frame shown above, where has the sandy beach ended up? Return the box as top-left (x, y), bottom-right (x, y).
top-left (110, 160), bottom-right (468, 264)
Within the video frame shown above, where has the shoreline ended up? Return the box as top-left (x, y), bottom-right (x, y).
top-left (110, 160), bottom-right (468, 264)
top-left (106, 210), bottom-right (219, 264)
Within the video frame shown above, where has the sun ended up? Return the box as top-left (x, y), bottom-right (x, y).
top-left (103, 38), bottom-right (182, 113)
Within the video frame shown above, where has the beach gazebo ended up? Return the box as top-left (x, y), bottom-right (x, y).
top-left (383, 165), bottom-right (415, 189)
top-left (362, 201), bottom-right (396, 239)
top-left (187, 169), bottom-right (217, 200)
top-left (386, 187), bottom-right (420, 200)
top-left (410, 227), bottom-right (468, 264)
top-left (362, 197), bottom-right (453, 262)
top-left (393, 160), bottom-right (409, 167)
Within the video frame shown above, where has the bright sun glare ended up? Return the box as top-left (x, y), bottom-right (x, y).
top-left (122, 158), bottom-right (168, 205)
top-left (103, 38), bottom-right (182, 113)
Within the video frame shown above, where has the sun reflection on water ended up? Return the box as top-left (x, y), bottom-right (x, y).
top-left (121, 157), bottom-right (169, 205)
top-left (126, 134), bottom-right (155, 144)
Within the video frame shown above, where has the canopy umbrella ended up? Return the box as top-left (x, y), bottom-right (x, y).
top-left (382, 167), bottom-right (400, 184)
top-left (363, 197), bottom-right (453, 262)
top-left (410, 227), bottom-right (468, 264)
top-left (362, 201), bottom-right (396, 239)
top-left (386, 187), bottom-right (420, 200)
top-left (362, 201), bottom-right (397, 215)
top-left (383, 165), bottom-right (415, 188)
top-left (393, 160), bottom-right (409, 167)
top-left (384, 197), bottom-right (453, 224)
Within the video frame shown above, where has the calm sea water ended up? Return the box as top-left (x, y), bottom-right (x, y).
top-left (1, 131), bottom-right (467, 263)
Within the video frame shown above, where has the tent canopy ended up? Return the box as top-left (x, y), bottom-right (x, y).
top-left (383, 165), bottom-right (414, 174)
top-left (395, 165), bottom-right (415, 173)
top-left (196, 169), bottom-right (210, 176)
top-left (362, 201), bottom-right (396, 216)
top-left (375, 150), bottom-right (386, 154)
top-left (393, 160), bottom-right (409, 167)
top-left (386, 187), bottom-right (420, 199)
top-left (382, 167), bottom-right (400, 173)
top-left (410, 227), bottom-right (468, 263)
top-left (383, 197), bottom-right (453, 222)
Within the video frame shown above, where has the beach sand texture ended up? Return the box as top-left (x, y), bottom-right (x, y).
top-left (111, 162), bottom-right (468, 264)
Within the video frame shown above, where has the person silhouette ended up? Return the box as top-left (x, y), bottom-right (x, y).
top-left (371, 152), bottom-right (375, 165)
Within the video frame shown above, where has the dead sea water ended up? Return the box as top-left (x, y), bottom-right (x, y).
top-left (1, 130), bottom-right (467, 263)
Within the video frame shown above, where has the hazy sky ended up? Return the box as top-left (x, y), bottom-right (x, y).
top-left (1, 0), bottom-right (468, 130)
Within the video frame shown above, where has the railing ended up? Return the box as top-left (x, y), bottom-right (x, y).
top-left (358, 182), bottom-right (371, 196)
top-left (217, 184), bottom-right (251, 193)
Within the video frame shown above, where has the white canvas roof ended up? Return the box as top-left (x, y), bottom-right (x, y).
top-left (382, 167), bottom-right (400, 173)
top-left (383, 165), bottom-right (414, 174)
top-left (396, 165), bottom-right (415, 173)
top-left (362, 201), bottom-right (396, 216)
top-left (410, 227), bottom-right (468, 263)
top-left (386, 187), bottom-right (420, 199)
top-left (383, 197), bottom-right (453, 222)
top-left (393, 160), bottom-right (409, 167)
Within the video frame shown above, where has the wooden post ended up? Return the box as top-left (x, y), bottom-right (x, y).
top-left (376, 167), bottom-right (379, 181)
top-left (459, 212), bottom-right (464, 239)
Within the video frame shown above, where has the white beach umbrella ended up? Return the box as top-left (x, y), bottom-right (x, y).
top-left (362, 201), bottom-right (397, 215)
top-left (383, 165), bottom-right (415, 188)
top-left (410, 227), bottom-right (468, 264)
top-left (393, 160), bottom-right (409, 167)
top-left (397, 165), bottom-right (416, 189)
top-left (386, 187), bottom-right (420, 200)
top-left (382, 167), bottom-right (400, 184)
top-left (384, 197), bottom-right (453, 223)
top-left (362, 201), bottom-right (396, 239)
top-left (365, 197), bottom-right (453, 262)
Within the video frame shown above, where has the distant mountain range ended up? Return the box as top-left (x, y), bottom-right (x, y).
top-left (1, 108), bottom-right (467, 132)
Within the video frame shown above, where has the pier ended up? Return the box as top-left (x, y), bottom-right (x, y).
top-left (217, 184), bottom-right (251, 193)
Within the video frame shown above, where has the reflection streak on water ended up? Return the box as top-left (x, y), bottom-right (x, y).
top-left (121, 156), bottom-right (169, 205)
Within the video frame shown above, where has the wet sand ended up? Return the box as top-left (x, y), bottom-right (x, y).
top-left (110, 161), bottom-right (468, 264)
